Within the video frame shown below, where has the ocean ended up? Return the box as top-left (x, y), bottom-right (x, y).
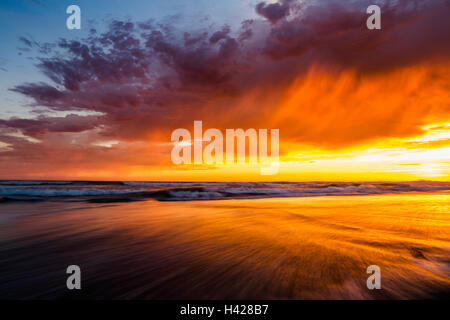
top-left (1, 180), bottom-right (450, 202)
top-left (0, 181), bottom-right (449, 299)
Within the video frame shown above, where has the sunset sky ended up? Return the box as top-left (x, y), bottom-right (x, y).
top-left (0, 0), bottom-right (449, 181)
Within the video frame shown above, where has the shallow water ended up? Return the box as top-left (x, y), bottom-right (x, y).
top-left (0, 192), bottom-right (449, 299)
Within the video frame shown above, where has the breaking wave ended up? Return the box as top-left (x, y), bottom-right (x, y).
top-left (0, 180), bottom-right (449, 202)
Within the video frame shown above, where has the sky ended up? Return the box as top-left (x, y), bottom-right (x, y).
top-left (0, 0), bottom-right (449, 181)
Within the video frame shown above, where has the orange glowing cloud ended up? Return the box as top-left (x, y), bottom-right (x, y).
top-left (1, 0), bottom-right (450, 181)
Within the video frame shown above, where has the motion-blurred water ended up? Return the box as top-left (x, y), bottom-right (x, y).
top-left (0, 191), bottom-right (449, 299)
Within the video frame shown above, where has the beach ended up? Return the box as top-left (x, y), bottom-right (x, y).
top-left (0, 189), bottom-right (449, 299)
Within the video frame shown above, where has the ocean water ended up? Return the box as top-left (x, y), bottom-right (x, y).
top-left (1, 180), bottom-right (450, 202)
top-left (0, 182), bottom-right (449, 299)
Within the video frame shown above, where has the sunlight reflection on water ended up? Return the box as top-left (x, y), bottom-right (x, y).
top-left (0, 193), bottom-right (449, 299)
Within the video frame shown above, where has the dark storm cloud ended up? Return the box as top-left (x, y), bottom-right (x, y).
top-left (262, 0), bottom-right (450, 72)
top-left (255, 0), bottom-right (295, 24)
top-left (3, 0), bottom-right (450, 148)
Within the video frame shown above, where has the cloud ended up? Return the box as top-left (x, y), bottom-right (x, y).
top-left (1, 0), bottom-right (450, 178)
top-left (19, 36), bottom-right (33, 47)
top-left (255, 0), bottom-right (294, 24)
top-left (0, 114), bottom-right (102, 136)
top-left (261, 0), bottom-right (450, 72)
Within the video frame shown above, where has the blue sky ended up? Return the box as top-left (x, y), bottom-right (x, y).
top-left (0, 0), bottom-right (257, 119)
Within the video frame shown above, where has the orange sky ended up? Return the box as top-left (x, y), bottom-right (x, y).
top-left (0, 0), bottom-right (449, 181)
top-left (2, 63), bottom-right (448, 181)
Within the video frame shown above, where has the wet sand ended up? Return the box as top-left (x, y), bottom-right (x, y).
top-left (0, 192), bottom-right (449, 299)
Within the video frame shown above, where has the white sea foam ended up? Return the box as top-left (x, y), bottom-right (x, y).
top-left (0, 181), bottom-right (449, 200)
